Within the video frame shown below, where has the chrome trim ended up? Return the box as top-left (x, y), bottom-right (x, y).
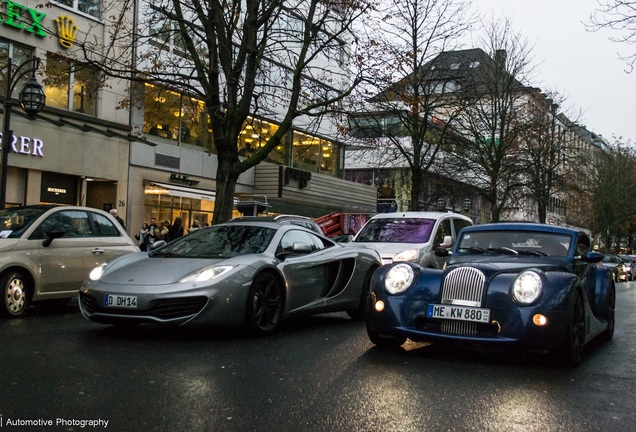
top-left (441, 267), bottom-right (486, 306)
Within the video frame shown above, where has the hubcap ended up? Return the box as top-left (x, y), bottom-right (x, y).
top-left (6, 277), bottom-right (26, 313)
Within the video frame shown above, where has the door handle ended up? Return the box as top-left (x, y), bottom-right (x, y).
top-left (92, 248), bottom-right (105, 254)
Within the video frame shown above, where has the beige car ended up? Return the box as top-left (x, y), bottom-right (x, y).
top-left (0, 205), bottom-right (139, 317)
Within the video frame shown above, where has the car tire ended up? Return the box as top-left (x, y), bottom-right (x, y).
top-left (555, 294), bottom-right (585, 367)
top-left (366, 321), bottom-right (406, 350)
top-left (601, 285), bottom-right (616, 342)
top-left (245, 272), bottom-right (284, 336)
top-left (0, 271), bottom-right (29, 318)
top-left (347, 267), bottom-right (378, 320)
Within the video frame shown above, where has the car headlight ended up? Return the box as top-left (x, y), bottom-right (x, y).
top-left (393, 249), bottom-right (419, 263)
top-left (384, 263), bottom-right (415, 294)
top-left (88, 264), bottom-right (107, 281)
top-left (179, 265), bottom-right (234, 283)
top-left (512, 271), bottom-right (543, 304)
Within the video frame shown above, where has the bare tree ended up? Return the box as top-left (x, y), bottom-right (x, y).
top-left (344, 0), bottom-right (477, 211)
top-left (445, 17), bottom-right (537, 222)
top-left (590, 139), bottom-right (636, 250)
top-left (65, 0), bottom-right (373, 223)
top-left (517, 91), bottom-right (584, 224)
top-left (587, 0), bottom-right (636, 72)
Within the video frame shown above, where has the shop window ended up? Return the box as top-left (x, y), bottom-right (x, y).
top-left (55, 0), bottom-right (100, 19)
top-left (291, 131), bottom-right (337, 175)
top-left (44, 54), bottom-right (99, 116)
top-left (0, 39), bottom-right (33, 99)
top-left (144, 84), bottom-right (212, 150)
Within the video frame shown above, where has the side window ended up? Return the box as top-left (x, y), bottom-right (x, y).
top-left (32, 210), bottom-right (91, 238)
top-left (453, 218), bottom-right (472, 238)
top-left (278, 230), bottom-right (325, 254)
top-left (433, 219), bottom-right (452, 247)
top-left (92, 212), bottom-right (121, 237)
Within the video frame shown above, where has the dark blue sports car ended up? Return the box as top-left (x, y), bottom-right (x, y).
top-left (365, 223), bottom-right (615, 366)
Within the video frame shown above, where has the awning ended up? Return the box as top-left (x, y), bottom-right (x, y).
top-left (146, 181), bottom-right (216, 201)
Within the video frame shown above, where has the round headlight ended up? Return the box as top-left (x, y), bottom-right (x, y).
top-left (512, 271), bottom-right (543, 304)
top-left (384, 263), bottom-right (415, 294)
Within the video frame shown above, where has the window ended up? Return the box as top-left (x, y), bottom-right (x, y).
top-left (55, 0), bottom-right (100, 19)
top-left (44, 54), bottom-right (99, 115)
top-left (92, 213), bottom-right (121, 237)
top-left (0, 39), bottom-right (33, 99)
top-left (147, 5), bottom-right (188, 56)
top-left (278, 230), bottom-right (325, 254)
top-left (33, 210), bottom-right (91, 238)
top-left (144, 83), bottom-right (211, 149)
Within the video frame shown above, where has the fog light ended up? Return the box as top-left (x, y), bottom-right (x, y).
top-left (533, 314), bottom-right (548, 326)
top-left (375, 300), bottom-right (385, 312)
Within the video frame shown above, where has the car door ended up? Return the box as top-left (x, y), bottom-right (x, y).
top-left (276, 229), bottom-right (332, 313)
top-left (30, 209), bottom-right (96, 295)
top-left (88, 211), bottom-right (135, 267)
top-left (432, 217), bottom-right (453, 268)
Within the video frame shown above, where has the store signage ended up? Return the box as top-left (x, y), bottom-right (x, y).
top-left (0, 133), bottom-right (44, 156)
top-left (1, 0), bottom-right (47, 37)
top-left (1, 1), bottom-right (79, 48)
top-left (284, 167), bottom-right (312, 189)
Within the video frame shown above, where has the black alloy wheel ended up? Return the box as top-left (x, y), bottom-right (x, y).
top-left (556, 294), bottom-right (585, 367)
top-left (245, 272), bottom-right (284, 335)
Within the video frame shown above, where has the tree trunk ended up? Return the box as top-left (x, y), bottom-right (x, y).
top-left (212, 156), bottom-right (240, 224)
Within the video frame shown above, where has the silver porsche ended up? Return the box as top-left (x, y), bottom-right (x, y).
top-left (79, 220), bottom-right (382, 335)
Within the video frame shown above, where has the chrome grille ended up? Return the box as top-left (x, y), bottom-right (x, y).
top-left (441, 267), bottom-right (486, 307)
top-left (441, 320), bottom-right (478, 336)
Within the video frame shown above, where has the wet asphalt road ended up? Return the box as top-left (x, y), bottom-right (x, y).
top-left (1, 283), bottom-right (635, 432)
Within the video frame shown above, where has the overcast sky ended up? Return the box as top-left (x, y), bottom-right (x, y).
top-left (469, 0), bottom-right (634, 143)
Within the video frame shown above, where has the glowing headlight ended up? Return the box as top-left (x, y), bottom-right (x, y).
top-left (88, 264), bottom-right (107, 281)
top-left (512, 271), bottom-right (543, 304)
top-left (393, 249), bottom-right (419, 263)
top-left (179, 265), bottom-right (234, 283)
top-left (384, 263), bottom-right (415, 294)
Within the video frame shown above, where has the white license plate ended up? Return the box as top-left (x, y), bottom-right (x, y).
top-left (427, 304), bottom-right (490, 323)
top-left (104, 294), bottom-right (138, 309)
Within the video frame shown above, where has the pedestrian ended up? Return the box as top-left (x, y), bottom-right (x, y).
top-left (168, 217), bottom-right (185, 242)
top-left (190, 219), bottom-right (201, 233)
top-left (148, 217), bottom-right (158, 243)
top-left (155, 220), bottom-right (169, 241)
top-left (135, 222), bottom-right (150, 251)
top-left (109, 209), bottom-right (126, 230)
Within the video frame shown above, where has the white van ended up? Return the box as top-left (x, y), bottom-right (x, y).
top-left (350, 211), bottom-right (473, 268)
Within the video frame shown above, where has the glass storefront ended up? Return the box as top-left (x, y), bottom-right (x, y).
top-left (143, 84), bottom-right (342, 177)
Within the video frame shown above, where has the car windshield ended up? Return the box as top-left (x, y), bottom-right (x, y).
top-left (619, 255), bottom-right (631, 264)
top-left (0, 207), bottom-right (50, 239)
top-left (602, 255), bottom-right (617, 264)
top-left (354, 218), bottom-right (435, 243)
top-left (151, 224), bottom-right (277, 258)
top-left (456, 230), bottom-right (572, 257)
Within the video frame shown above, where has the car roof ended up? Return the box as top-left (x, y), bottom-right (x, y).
top-left (367, 211), bottom-right (472, 222)
top-left (461, 222), bottom-right (582, 236)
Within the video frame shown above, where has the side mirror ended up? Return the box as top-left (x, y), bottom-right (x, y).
top-left (149, 240), bottom-right (166, 251)
top-left (578, 251), bottom-right (604, 263)
top-left (42, 229), bottom-right (65, 247)
top-left (440, 235), bottom-right (453, 249)
top-left (435, 247), bottom-right (450, 257)
top-left (292, 242), bottom-right (313, 254)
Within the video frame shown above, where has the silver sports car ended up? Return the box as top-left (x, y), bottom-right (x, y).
top-left (79, 220), bottom-right (381, 334)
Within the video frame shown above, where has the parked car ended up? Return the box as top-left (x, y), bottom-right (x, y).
top-left (79, 220), bottom-right (381, 334)
top-left (230, 214), bottom-right (323, 235)
top-left (618, 254), bottom-right (634, 281)
top-left (601, 254), bottom-right (628, 282)
top-left (0, 205), bottom-right (139, 317)
top-left (366, 222), bottom-right (615, 366)
top-left (349, 211), bottom-right (473, 268)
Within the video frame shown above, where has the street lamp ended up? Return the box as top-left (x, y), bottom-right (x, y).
top-left (462, 197), bottom-right (472, 213)
top-left (1, 57), bottom-right (45, 208)
top-left (436, 198), bottom-right (446, 212)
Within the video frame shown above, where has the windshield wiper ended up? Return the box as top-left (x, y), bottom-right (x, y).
top-left (487, 247), bottom-right (519, 255)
